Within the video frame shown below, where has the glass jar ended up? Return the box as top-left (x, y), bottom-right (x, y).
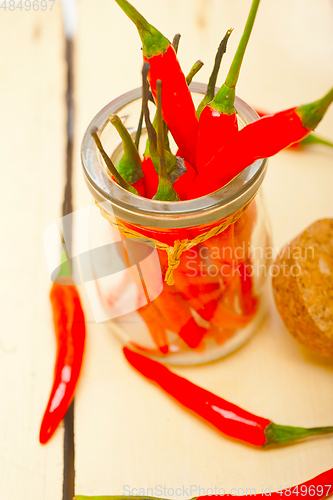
top-left (81, 83), bottom-right (272, 365)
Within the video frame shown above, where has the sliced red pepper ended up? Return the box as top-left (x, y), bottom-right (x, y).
top-left (153, 284), bottom-right (206, 349)
top-left (137, 302), bottom-right (169, 354)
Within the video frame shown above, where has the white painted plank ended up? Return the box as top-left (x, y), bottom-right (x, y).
top-left (74, 0), bottom-right (333, 497)
top-left (0, 4), bottom-right (66, 499)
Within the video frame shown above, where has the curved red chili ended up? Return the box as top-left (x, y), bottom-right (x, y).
top-left (255, 108), bottom-right (333, 149)
top-left (39, 281), bottom-right (86, 444)
top-left (123, 347), bottom-right (333, 447)
top-left (114, 0), bottom-right (199, 168)
top-left (189, 88), bottom-right (333, 199)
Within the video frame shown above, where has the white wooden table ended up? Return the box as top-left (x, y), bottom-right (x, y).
top-left (1, 1), bottom-right (333, 498)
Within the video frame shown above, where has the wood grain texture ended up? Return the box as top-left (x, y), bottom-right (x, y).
top-left (0, 4), bottom-right (66, 499)
top-left (74, 0), bottom-right (333, 497)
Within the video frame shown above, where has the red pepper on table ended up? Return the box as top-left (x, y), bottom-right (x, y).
top-left (114, 0), bottom-right (199, 168)
top-left (74, 468), bottom-right (333, 500)
top-left (189, 87), bottom-right (333, 199)
top-left (39, 279), bottom-right (86, 444)
top-left (123, 347), bottom-right (333, 447)
top-left (196, 0), bottom-right (260, 172)
top-left (255, 108), bottom-right (333, 150)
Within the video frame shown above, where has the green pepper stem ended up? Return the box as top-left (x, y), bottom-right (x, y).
top-left (172, 33), bottom-right (181, 54)
top-left (296, 87), bottom-right (333, 130)
top-left (265, 422), bottom-right (333, 446)
top-left (154, 80), bottom-right (180, 201)
top-left (186, 60), bottom-right (204, 86)
top-left (197, 28), bottom-right (233, 117)
top-left (142, 62), bottom-right (158, 155)
top-left (108, 113), bottom-right (143, 184)
top-left (301, 132), bottom-right (333, 148)
top-left (135, 107), bottom-right (144, 149)
top-left (57, 244), bottom-right (71, 278)
top-left (91, 127), bottom-right (139, 195)
top-left (156, 80), bottom-right (167, 180)
top-left (212, 0), bottom-right (260, 114)
top-left (114, 0), bottom-right (169, 57)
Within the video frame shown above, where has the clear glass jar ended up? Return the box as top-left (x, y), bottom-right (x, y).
top-left (81, 83), bottom-right (272, 365)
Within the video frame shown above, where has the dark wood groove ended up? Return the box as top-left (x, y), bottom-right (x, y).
top-left (62, 36), bottom-right (76, 500)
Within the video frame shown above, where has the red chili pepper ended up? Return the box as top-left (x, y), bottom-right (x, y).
top-left (123, 347), bottom-right (333, 446)
top-left (196, 0), bottom-right (260, 172)
top-left (141, 63), bottom-right (186, 199)
top-left (75, 468), bottom-right (333, 500)
top-left (39, 280), bottom-right (86, 444)
top-left (114, 0), bottom-right (199, 167)
top-left (189, 87), bottom-right (333, 199)
top-left (255, 108), bottom-right (333, 150)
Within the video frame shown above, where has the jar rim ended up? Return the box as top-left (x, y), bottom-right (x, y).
top-left (81, 83), bottom-right (267, 229)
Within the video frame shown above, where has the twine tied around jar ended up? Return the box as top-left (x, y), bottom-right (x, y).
top-left (96, 201), bottom-right (248, 286)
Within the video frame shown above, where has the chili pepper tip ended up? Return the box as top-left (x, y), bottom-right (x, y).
top-left (186, 60), bottom-right (204, 87)
top-left (172, 33), bottom-right (181, 54)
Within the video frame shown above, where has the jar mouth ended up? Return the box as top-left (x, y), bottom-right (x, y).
top-left (81, 83), bottom-right (267, 228)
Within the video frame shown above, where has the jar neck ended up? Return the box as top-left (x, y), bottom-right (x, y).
top-left (81, 84), bottom-right (268, 229)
